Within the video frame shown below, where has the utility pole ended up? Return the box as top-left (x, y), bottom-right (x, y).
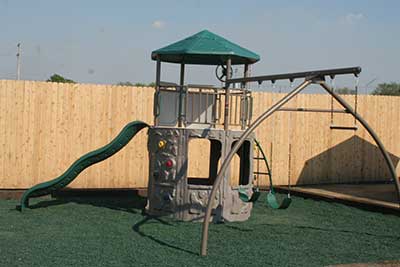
top-left (16, 43), bottom-right (21, 80)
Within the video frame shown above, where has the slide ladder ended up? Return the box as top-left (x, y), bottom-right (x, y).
top-left (19, 121), bottom-right (149, 210)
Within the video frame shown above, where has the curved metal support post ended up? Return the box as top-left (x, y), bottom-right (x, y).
top-left (319, 81), bottom-right (400, 201)
top-left (200, 80), bottom-right (312, 256)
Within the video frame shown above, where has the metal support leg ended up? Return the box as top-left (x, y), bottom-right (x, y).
top-left (200, 80), bottom-right (311, 256)
top-left (319, 81), bottom-right (400, 202)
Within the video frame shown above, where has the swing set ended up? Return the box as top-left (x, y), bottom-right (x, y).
top-left (238, 69), bottom-right (362, 209)
top-left (276, 72), bottom-right (360, 130)
top-left (201, 66), bottom-right (400, 256)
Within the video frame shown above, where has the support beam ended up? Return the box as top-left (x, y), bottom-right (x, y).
top-left (241, 64), bottom-right (249, 129)
top-left (243, 64), bottom-right (249, 87)
top-left (178, 63), bottom-right (185, 127)
top-left (154, 57), bottom-right (161, 126)
top-left (155, 57), bottom-right (161, 87)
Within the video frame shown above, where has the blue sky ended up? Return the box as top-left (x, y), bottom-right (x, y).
top-left (0, 0), bottom-right (399, 92)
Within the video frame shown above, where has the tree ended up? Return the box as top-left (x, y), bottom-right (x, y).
top-left (47, 74), bottom-right (75, 83)
top-left (134, 82), bottom-right (147, 87)
top-left (116, 81), bottom-right (134, 86)
top-left (335, 87), bottom-right (356, 95)
top-left (116, 82), bottom-right (155, 87)
top-left (371, 83), bottom-right (400, 96)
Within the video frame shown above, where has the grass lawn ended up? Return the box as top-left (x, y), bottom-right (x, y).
top-left (1, 193), bottom-right (399, 266)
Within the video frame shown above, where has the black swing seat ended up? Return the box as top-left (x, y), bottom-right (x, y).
top-left (238, 138), bottom-right (293, 209)
top-left (238, 187), bottom-right (261, 203)
top-left (267, 190), bottom-right (292, 209)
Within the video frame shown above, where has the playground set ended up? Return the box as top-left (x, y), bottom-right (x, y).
top-left (18, 30), bottom-right (400, 256)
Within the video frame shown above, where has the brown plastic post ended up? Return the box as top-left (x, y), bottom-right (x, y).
top-left (179, 63), bottom-right (185, 127)
top-left (223, 58), bottom-right (231, 131)
top-left (154, 57), bottom-right (161, 126)
top-left (241, 64), bottom-right (249, 129)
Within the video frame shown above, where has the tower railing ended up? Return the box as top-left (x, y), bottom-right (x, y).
top-left (155, 83), bottom-right (252, 129)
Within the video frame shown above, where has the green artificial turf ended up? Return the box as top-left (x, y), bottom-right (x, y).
top-left (1, 193), bottom-right (399, 267)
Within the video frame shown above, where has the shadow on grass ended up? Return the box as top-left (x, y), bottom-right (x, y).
top-left (255, 222), bottom-right (400, 240)
top-left (27, 194), bottom-right (147, 214)
top-left (223, 224), bottom-right (253, 232)
top-left (292, 224), bottom-right (400, 240)
top-left (27, 194), bottom-right (199, 254)
top-left (132, 215), bottom-right (198, 256)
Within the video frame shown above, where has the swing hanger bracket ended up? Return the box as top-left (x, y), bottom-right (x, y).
top-left (307, 75), bottom-right (325, 83)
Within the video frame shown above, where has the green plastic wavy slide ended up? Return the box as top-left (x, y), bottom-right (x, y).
top-left (19, 121), bottom-right (149, 211)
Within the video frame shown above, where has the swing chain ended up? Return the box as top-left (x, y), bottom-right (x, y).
top-left (330, 76), bottom-right (336, 125)
top-left (255, 146), bottom-right (260, 188)
top-left (354, 75), bottom-right (359, 125)
top-left (287, 143), bottom-right (292, 197)
top-left (289, 79), bottom-right (294, 89)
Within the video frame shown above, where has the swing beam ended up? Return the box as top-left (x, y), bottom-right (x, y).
top-left (200, 67), bottom-right (400, 256)
top-left (228, 66), bottom-right (361, 85)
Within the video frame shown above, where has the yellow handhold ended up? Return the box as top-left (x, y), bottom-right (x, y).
top-left (158, 140), bottom-right (167, 149)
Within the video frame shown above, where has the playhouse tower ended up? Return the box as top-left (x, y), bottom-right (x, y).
top-left (146, 30), bottom-right (260, 222)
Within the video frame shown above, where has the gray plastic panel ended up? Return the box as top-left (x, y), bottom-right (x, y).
top-left (146, 126), bottom-right (255, 222)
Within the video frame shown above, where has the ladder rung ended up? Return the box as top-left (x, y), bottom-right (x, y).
top-left (253, 157), bottom-right (265, 160)
top-left (330, 125), bottom-right (358, 130)
top-left (254, 172), bottom-right (270, 175)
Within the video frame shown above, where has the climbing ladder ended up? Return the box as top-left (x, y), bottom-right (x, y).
top-left (253, 142), bottom-right (272, 189)
top-left (252, 139), bottom-right (292, 209)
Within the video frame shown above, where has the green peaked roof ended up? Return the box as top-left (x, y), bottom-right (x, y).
top-left (151, 30), bottom-right (260, 65)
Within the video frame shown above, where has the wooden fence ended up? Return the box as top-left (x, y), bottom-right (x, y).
top-left (0, 80), bottom-right (399, 189)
